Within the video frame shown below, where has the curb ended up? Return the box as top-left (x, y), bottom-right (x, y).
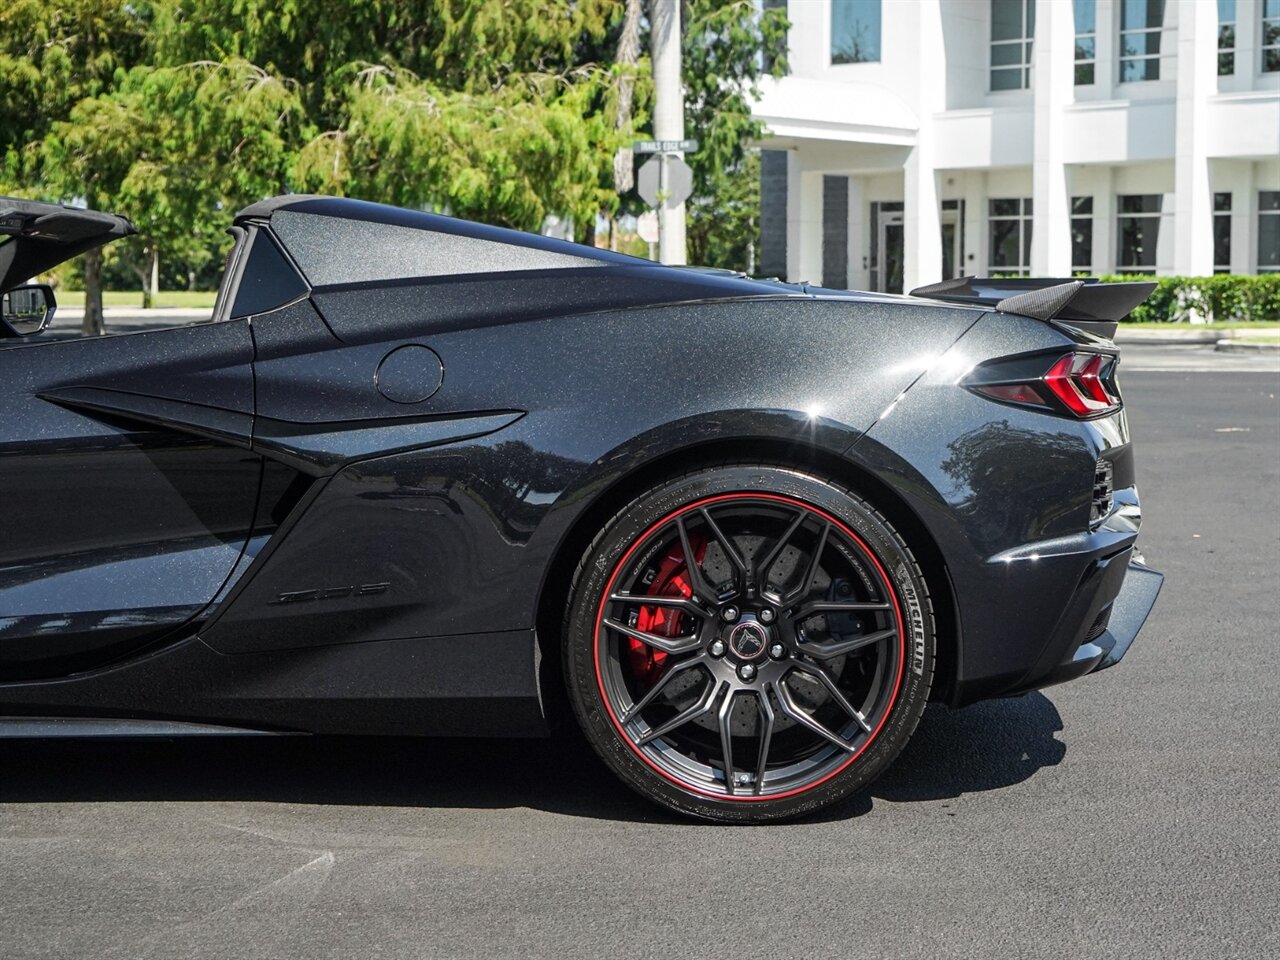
top-left (57, 307), bottom-right (212, 321)
top-left (1114, 328), bottom-right (1221, 344)
top-left (1215, 338), bottom-right (1280, 353)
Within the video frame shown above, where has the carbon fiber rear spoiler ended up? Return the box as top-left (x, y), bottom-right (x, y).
top-left (909, 276), bottom-right (1156, 339)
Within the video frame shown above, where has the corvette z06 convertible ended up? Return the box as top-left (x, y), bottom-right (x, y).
top-left (0, 195), bottom-right (1163, 822)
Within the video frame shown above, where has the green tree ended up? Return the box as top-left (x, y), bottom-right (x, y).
top-left (0, 0), bottom-right (149, 182)
top-left (154, 0), bottom-right (631, 233)
top-left (11, 1), bottom-right (637, 321)
top-left (294, 64), bottom-right (623, 232)
top-left (151, 0), bottom-right (618, 103)
top-left (0, 0), bottom-right (151, 331)
top-left (681, 0), bottom-right (789, 272)
top-left (39, 59), bottom-right (305, 328)
top-left (6, 0), bottom-right (787, 318)
top-left (592, 0), bottom-right (788, 266)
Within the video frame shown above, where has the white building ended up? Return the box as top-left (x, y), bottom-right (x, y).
top-left (752, 0), bottom-right (1280, 291)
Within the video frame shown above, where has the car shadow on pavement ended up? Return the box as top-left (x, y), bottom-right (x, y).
top-left (0, 693), bottom-right (1064, 824)
top-left (871, 692), bottom-right (1066, 802)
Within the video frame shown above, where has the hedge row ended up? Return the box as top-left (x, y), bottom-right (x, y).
top-left (1098, 274), bottom-right (1280, 323)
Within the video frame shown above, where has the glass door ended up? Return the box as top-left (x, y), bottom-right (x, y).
top-left (878, 213), bottom-right (904, 294)
top-left (941, 201), bottom-right (965, 280)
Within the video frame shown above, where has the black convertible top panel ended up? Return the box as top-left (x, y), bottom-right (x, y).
top-left (238, 195), bottom-right (637, 288)
top-left (0, 197), bottom-right (136, 293)
top-left (310, 264), bottom-right (807, 343)
top-left (271, 209), bottom-right (606, 286)
top-left (236, 195), bottom-right (945, 336)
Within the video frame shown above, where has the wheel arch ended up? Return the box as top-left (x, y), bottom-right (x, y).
top-left (533, 436), bottom-right (961, 723)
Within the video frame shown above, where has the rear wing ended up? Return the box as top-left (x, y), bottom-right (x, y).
top-left (909, 276), bottom-right (1156, 339)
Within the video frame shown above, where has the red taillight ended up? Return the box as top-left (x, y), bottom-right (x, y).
top-left (974, 383), bottom-right (1049, 407)
top-left (1043, 354), bottom-right (1118, 416)
top-left (968, 351), bottom-right (1121, 419)
top-left (1076, 354), bottom-right (1111, 403)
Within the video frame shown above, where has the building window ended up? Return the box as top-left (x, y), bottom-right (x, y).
top-left (1120, 0), bottom-right (1166, 82)
top-left (989, 198), bottom-right (1032, 275)
top-left (1218, 0), bottom-right (1236, 75)
top-left (1265, 0), bottom-right (1280, 72)
top-left (991, 0), bottom-right (1035, 91)
top-left (831, 0), bottom-right (882, 64)
top-left (822, 175), bottom-right (849, 289)
top-left (1071, 197), bottom-right (1093, 274)
top-left (1075, 0), bottom-right (1097, 84)
top-left (1117, 194), bottom-right (1171, 274)
top-left (1214, 192), bottom-right (1232, 274)
top-left (1260, 192), bottom-right (1280, 273)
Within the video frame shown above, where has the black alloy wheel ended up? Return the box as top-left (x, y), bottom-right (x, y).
top-left (564, 464), bottom-right (935, 823)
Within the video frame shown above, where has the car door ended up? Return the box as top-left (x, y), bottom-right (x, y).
top-left (0, 199), bottom-right (261, 680)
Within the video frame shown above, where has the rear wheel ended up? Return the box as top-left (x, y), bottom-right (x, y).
top-left (563, 464), bottom-right (935, 823)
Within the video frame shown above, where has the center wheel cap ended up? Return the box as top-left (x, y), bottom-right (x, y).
top-left (726, 620), bottom-right (770, 661)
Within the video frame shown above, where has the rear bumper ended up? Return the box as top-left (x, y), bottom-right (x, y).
top-left (1092, 561), bottom-right (1164, 671)
top-left (1018, 559), bottom-right (1163, 693)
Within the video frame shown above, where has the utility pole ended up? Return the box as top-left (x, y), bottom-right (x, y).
top-left (649, 0), bottom-right (686, 265)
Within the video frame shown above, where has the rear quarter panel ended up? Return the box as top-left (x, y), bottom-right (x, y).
top-left (203, 295), bottom-right (983, 652)
top-left (849, 312), bottom-right (1138, 703)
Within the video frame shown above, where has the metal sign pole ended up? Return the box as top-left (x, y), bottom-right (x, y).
top-left (650, 0), bottom-right (685, 265)
top-left (658, 153), bottom-right (668, 262)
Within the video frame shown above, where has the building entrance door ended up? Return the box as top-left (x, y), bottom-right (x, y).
top-left (877, 212), bottom-right (904, 294)
top-left (941, 203), bottom-right (964, 280)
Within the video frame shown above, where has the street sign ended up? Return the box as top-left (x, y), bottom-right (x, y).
top-left (632, 138), bottom-right (699, 155)
top-left (636, 211), bottom-right (659, 244)
top-left (637, 155), bottom-right (693, 209)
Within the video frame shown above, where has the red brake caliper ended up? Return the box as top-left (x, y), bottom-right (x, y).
top-left (629, 537), bottom-right (707, 687)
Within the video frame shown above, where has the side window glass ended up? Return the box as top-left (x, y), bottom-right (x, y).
top-left (209, 226), bottom-right (248, 325)
top-left (227, 230), bottom-right (308, 319)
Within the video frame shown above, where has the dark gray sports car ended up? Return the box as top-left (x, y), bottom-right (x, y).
top-left (0, 195), bottom-right (1161, 822)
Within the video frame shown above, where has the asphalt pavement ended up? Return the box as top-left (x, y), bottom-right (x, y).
top-left (1, 350), bottom-right (1277, 959)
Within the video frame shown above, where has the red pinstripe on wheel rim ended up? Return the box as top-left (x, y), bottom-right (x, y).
top-left (592, 492), bottom-right (906, 802)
